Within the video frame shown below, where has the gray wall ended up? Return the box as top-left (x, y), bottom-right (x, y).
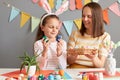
top-left (0, 0), bottom-right (120, 68)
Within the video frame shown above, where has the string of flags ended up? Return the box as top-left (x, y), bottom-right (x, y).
top-left (3, 0), bottom-right (120, 36)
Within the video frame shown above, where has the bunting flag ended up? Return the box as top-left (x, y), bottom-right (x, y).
top-left (6, 0), bottom-right (120, 35)
top-left (84, 0), bottom-right (91, 5)
top-left (20, 12), bottom-right (31, 27)
top-left (38, 0), bottom-right (43, 7)
top-left (32, 0), bottom-right (38, 3)
top-left (92, 0), bottom-right (99, 3)
top-left (109, 2), bottom-right (120, 16)
top-left (55, 0), bottom-right (62, 10)
top-left (31, 16), bottom-right (40, 32)
top-left (9, 6), bottom-right (20, 22)
top-left (74, 18), bottom-right (82, 30)
top-left (69, 0), bottom-right (76, 10)
top-left (103, 9), bottom-right (110, 25)
top-left (76, 0), bottom-right (83, 10)
top-left (48, 0), bottom-right (54, 9)
top-left (63, 20), bottom-right (73, 36)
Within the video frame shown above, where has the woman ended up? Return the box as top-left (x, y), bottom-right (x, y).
top-left (67, 2), bottom-right (111, 68)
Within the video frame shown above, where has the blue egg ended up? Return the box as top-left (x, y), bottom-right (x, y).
top-left (56, 35), bottom-right (62, 42)
top-left (55, 74), bottom-right (61, 80)
top-left (48, 74), bottom-right (54, 80)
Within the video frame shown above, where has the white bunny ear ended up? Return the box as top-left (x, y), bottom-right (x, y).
top-left (41, 0), bottom-right (52, 13)
top-left (55, 0), bottom-right (69, 15)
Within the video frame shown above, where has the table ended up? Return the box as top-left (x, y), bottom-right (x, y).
top-left (0, 68), bottom-right (120, 80)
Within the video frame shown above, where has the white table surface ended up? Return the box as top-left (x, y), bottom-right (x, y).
top-left (0, 68), bottom-right (120, 80)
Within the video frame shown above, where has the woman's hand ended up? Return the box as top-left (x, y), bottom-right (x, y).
top-left (84, 49), bottom-right (97, 59)
top-left (84, 49), bottom-right (106, 68)
top-left (67, 49), bottom-right (78, 65)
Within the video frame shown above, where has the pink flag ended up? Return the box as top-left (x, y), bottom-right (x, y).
top-left (32, 0), bottom-right (38, 3)
top-left (109, 2), bottom-right (120, 16)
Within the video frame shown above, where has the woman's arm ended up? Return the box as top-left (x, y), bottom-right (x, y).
top-left (92, 55), bottom-right (107, 68)
top-left (67, 31), bottom-right (79, 65)
top-left (85, 54), bottom-right (107, 68)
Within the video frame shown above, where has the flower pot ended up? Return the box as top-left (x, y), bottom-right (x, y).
top-left (25, 65), bottom-right (36, 76)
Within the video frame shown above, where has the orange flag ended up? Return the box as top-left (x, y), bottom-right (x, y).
top-left (38, 0), bottom-right (42, 7)
top-left (76, 0), bottom-right (82, 10)
top-left (20, 12), bottom-right (31, 27)
top-left (103, 9), bottom-right (110, 25)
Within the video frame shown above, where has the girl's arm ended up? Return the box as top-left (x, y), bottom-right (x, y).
top-left (34, 40), bottom-right (48, 69)
top-left (57, 40), bottom-right (67, 69)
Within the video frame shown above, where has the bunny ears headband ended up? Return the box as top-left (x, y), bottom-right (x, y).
top-left (40, 0), bottom-right (69, 26)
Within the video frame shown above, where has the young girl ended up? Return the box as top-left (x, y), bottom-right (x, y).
top-left (34, 13), bottom-right (67, 70)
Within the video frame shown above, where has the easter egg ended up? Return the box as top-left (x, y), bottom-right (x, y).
top-left (48, 74), bottom-right (54, 80)
top-left (55, 74), bottom-right (61, 80)
top-left (38, 74), bottom-right (44, 80)
top-left (59, 69), bottom-right (64, 76)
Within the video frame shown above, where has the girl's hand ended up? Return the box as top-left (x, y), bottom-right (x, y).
top-left (57, 39), bottom-right (63, 57)
top-left (41, 38), bottom-right (50, 57)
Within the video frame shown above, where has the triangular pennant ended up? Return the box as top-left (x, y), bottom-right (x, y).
top-left (20, 12), bottom-right (31, 27)
top-left (55, 0), bottom-right (62, 10)
top-left (48, 0), bottom-right (54, 9)
top-left (103, 9), bottom-right (110, 25)
top-left (38, 0), bottom-right (43, 7)
top-left (31, 16), bottom-right (40, 32)
top-left (84, 0), bottom-right (91, 5)
top-left (74, 18), bottom-right (82, 30)
top-left (69, 0), bottom-right (76, 10)
top-left (76, 0), bottom-right (82, 10)
top-left (32, 0), bottom-right (38, 3)
top-left (63, 20), bottom-right (73, 36)
top-left (92, 0), bottom-right (99, 3)
top-left (9, 6), bottom-right (20, 22)
top-left (109, 2), bottom-right (120, 16)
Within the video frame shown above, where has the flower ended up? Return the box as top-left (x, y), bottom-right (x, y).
top-left (114, 41), bottom-right (120, 49)
top-left (107, 41), bottom-right (120, 54)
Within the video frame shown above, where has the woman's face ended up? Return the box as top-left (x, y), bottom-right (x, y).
top-left (41, 18), bottom-right (60, 39)
top-left (82, 6), bottom-right (92, 31)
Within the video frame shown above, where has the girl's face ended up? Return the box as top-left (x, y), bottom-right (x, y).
top-left (82, 7), bottom-right (92, 31)
top-left (41, 18), bottom-right (60, 39)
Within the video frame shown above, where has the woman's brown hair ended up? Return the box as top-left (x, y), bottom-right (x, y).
top-left (80, 2), bottom-right (104, 38)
